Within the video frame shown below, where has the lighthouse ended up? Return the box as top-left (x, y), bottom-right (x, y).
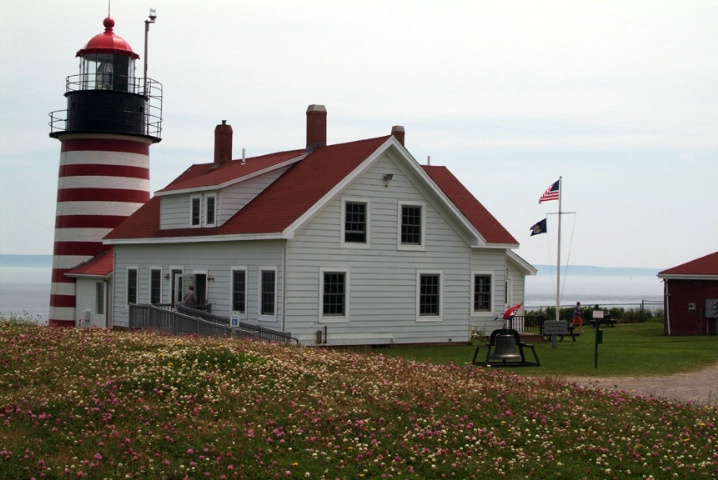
top-left (48, 15), bottom-right (162, 327)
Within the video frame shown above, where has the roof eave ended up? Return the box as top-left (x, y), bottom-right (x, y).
top-left (507, 250), bottom-right (538, 276)
top-left (105, 232), bottom-right (289, 246)
top-left (657, 274), bottom-right (718, 281)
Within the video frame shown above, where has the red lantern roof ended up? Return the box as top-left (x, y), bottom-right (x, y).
top-left (76, 17), bottom-right (139, 59)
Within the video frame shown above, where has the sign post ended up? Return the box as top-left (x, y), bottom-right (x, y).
top-left (592, 310), bottom-right (604, 368)
top-left (543, 320), bottom-right (569, 348)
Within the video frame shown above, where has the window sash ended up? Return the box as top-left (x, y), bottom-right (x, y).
top-left (473, 274), bottom-right (492, 311)
top-left (127, 268), bottom-right (138, 305)
top-left (95, 282), bottom-right (104, 314)
top-left (190, 197), bottom-right (201, 226)
top-left (206, 195), bottom-right (216, 226)
top-left (260, 270), bottom-right (276, 316)
top-left (232, 270), bottom-right (246, 313)
top-left (401, 205), bottom-right (422, 245)
top-left (344, 202), bottom-right (366, 243)
top-left (150, 269), bottom-right (162, 304)
top-left (419, 273), bottom-right (440, 316)
top-left (323, 272), bottom-right (345, 316)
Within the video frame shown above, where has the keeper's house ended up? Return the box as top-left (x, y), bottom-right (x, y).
top-left (104, 105), bottom-right (535, 345)
top-left (658, 251), bottom-right (718, 336)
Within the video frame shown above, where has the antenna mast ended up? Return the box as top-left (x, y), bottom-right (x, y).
top-left (143, 8), bottom-right (157, 97)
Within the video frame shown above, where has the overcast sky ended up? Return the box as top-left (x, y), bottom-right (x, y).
top-left (0, 0), bottom-right (716, 269)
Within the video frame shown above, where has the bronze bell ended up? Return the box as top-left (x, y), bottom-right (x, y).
top-left (489, 331), bottom-right (522, 363)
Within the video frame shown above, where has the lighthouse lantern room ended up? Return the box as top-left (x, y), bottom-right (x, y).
top-left (48, 15), bottom-right (162, 327)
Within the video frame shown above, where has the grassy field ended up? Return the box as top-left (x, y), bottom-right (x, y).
top-left (359, 320), bottom-right (718, 376)
top-left (1, 319), bottom-right (717, 479)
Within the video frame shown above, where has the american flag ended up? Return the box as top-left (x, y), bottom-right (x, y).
top-left (538, 179), bottom-right (560, 203)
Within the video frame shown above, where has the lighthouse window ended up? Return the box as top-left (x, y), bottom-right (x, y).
top-left (96, 56), bottom-right (114, 90)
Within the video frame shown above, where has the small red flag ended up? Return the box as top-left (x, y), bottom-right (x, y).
top-left (503, 302), bottom-right (523, 319)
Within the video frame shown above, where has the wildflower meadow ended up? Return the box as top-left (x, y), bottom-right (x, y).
top-left (0, 320), bottom-right (716, 479)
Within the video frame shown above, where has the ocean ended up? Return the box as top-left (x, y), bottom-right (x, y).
top-left (0, 267), bottom-right (52, 323)
top-left (0, 265), bottom-right (664, 324)
top-left (525, 274), bottom-right (664, 310)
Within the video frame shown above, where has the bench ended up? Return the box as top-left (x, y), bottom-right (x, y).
top-left (544, 326), bottom-right (581, 342)
top-left (589, 317), bottom-right (616, 328)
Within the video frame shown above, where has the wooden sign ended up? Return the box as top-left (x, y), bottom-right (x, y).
top-left (543, 320), bottom-right (569, 335)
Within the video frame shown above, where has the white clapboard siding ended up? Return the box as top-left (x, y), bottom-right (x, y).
top-left (284, 153), bottom-right (473, 345)
top-left (159, 195), bottom-right (190, 230)
top-left (112, 241), bottom-right (285, 327)
top-left (219, 167), bottom-right (291, 224)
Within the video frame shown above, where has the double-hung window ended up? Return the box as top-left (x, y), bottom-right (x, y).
top-left (320, 269), bottom-right (349, 322)
top-left (231, 268), bottom-right (247, 314)
top-left (190, 193), bottom-right (218, 227)
top-left (190, 196), bottom-right (201, 227)
top-left (205, 194), bottom-right (217, 227)
top-left (399, 202), bottom-right (425, 250)
top-left (127, 267), bottom-right (138, 305)
top-left (416, 271), bottom-right (443, 321)
top-left (260, 268), bottom-right (277, 319)
top-left (95, 282), bottom-right (104, 314)
top-left (472, 273), bottom-right (493, 314)
top-left (150, 268), bottom-right (162, 304)
top-left (342, 198), bottom-right (369, 247)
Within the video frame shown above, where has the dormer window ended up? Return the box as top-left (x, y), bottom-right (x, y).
top-left (205, 194), bottom-right (216, 227)
top-left (191, 196), bottom-right (201, 226)
top-left (190, 193), bottom-right (218, 228)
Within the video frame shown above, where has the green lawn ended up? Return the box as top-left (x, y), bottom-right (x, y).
top-left (2, 319), bottom-right (717, 479)
top-left (357, 320), bottom-right (718, 376)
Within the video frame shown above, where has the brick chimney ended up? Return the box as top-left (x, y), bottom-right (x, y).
top-left (214, 120), bottom-right (233, 166)
top-left (391, 125), bottom-right (405, 146)
top-left (306, 104), bottom-right (327, 149)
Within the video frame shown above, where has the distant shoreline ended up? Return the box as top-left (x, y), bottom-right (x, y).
top-left (0, 255), bottom-right (662, 276)
top-left (0, 255), bottom-right (53, 268)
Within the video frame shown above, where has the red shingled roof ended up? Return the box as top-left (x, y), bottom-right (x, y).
top-left (66, 249), bottom-right (114, 277)
top-left (658, 251), bottom-right (718, 277)
top-left (422, 165), bottom-right (518, 246)
top-left (106, 136), bottom-right (391, 240)
top-left (106, 135), bottom-right (517, 247)
top-left (159, 149), bottom-right (305, 193)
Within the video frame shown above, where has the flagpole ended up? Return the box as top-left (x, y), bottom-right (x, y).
top-left (555, 176), bottom-right (562, 321)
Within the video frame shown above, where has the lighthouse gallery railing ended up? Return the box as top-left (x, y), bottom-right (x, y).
top-left (49, 73), bottom-right (163, 139)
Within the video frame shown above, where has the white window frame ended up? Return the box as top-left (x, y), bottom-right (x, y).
top-left (471, 271), bottom-right (494, 317)
top-left (149, 267), bottom-right (163, 305)
top-left (398, 201), bottom-right (426, 251)
top-left (205, 193), bottom-right (217, 227)
top-left (259, 266), bottom-right (278, 322)
top-left (170, 267), bottom-right (184, 306)
top-left (416, 270), bottom-right (443, 322)
top-left (319, 268), bottom-right (350, 323)
top-left (95, 282), bottom-right (105, 315)
top-left (190, 195), bottom-right (202, 227)
top-left (126, 266), bottom-right (138, 307)
top-left (230, 266), bottom-right (248, 317)
top-left (505, 276), bottom-right (513, 310)
top-left (341, 197), bottom-right (370, 249)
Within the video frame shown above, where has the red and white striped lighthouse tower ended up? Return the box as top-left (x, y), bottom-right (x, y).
top-left (48, 15), bottom-right (162, 326)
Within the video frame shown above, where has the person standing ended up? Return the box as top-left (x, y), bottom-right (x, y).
top-left (570, 301), bottom-right (583, 330)
top-left (183, 285), bottom-right (197, 305)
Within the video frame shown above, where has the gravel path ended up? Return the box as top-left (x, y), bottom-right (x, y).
top-left (559, 361), bottom-right (718, 406)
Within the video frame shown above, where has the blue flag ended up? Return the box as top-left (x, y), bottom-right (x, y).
top-left (530, 218), bottom-right (547, 236)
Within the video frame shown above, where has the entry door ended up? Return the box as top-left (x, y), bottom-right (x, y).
top-left (195, 274), bottom-right (207, 305)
